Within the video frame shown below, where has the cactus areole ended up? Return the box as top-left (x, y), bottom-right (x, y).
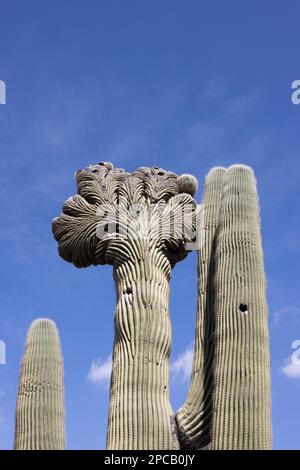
top-left (52, 163), bottom-right (198, 450)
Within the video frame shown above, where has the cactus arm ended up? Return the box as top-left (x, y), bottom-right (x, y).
top-left (14, 318), bottom-right (65, 450)
top-left (211, 165), bottom-right (271, 449)
top-left (177, 165), bottom-right (271, 450)
top-left (176, 167), bottom-right (226, 449)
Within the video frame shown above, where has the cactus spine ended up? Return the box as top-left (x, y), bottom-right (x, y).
top-left (52, 163), bottom-right (198, 450)
top-left (14, 318), bottom-right (65, 450)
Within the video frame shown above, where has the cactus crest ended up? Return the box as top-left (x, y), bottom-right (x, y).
top-left (52, 162), bottom-right (198, 450)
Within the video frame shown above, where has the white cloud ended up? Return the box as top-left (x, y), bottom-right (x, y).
top-left (282, 357), bottom-right (300, 379)
top-left (171, 343), bottom-right (194, 382)
top-left (282, 340), bottom-right (300, 378)
top-left (87, 354), bottom-right (112, 386)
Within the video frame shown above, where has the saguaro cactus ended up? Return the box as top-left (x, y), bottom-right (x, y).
top-left (52, 161), bottom-right (271, 450)
top-left (14, 318), bottom-right (65, 450)
top-left (177, 164), bottom-right (271, 449)
top-left (52, 163), bottom-right (198, 450)
top-left (211, 165), bottom-right (271, 449)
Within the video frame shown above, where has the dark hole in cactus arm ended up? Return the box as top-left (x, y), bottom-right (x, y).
top-left (239, 303), bottom-right (248, 313)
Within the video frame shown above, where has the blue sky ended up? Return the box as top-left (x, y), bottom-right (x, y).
top-left (0, 0), bottom-right (299, 450)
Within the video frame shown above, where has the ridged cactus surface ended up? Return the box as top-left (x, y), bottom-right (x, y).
top-left (177, 165), bottom-right (271, 449)
top-left (176, 166), bottom-right (226, 449)
top-left (51, 161), bottom-right (271, 450)
top-left (14, 318), bottom-right (65, 450)
top-left (211, 165), bottom-right (271, 449)
top-left (52, 163), bottom-right (198, 450)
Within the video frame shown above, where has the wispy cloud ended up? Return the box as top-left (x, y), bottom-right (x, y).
top-left (179, 88), bottom-right (260, 166)
top-left (170, 343), bottom-right (194, 382)
top-left (87, 354), bottom-right (112, 387)
top-left (272, 306), bottom-right (300, 327)
top-left (199, 75), bottom-right (231, 100)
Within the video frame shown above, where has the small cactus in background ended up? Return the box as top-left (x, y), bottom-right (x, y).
top-left (14, 318), bottom-right (65, 450)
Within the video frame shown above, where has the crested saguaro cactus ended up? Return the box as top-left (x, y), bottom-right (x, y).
top-left (14, 318), bottom-right (65, 450)
top-left (52, 163), bottom-right (198, 450)
top-left (177, 164), bottom-right (271, 449)
top-left (52, 161), bottom-right (271, 450)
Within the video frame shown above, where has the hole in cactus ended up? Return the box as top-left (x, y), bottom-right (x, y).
top-left (239, 303), bottom-right (248, 314)
top-left (125, 287), bottom-right (132, 295)
top-left (157, 171), bottom-right (165, 176)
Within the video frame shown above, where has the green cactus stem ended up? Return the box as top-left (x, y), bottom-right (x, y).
top-left (14, 318), bottom-right (65, 450)
top-left (52, 163), bottom-right (198, 450)
top-left (176, 166), bottom-right (226, 449)
top-left (211, 165), bottom-right (271, 449)
top-left (177, 165), bottom-right (271, 449)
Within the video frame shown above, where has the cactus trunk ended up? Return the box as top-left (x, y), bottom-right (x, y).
top-left (14, 319), bottom-right (65, 450)
top-left (107, 243), bottom-right (179, 449)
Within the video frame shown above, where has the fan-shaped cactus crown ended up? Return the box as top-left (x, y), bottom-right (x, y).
top-left (52, 162), bottom-right (198, 269)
